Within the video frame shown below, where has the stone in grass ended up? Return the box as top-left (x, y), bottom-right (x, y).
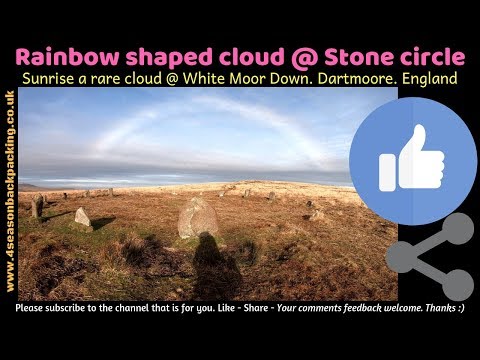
top-left (268, 192), bottom-right (276, 201)
top-left (306, 200), bottom-right (314, 208)
top-left (178, 197), bottom-right (219, 239)
top-left (309, 209), bottom-right (325, 221)
top-left (109, 188), bottom-right (114, 197)
top-left (73, 207), bottom-right (93, 232)
top-left (31, 193), bottom-right (44, 218)
top-left (243, 189), bottom-right (251, 198)
top-left (75, 207), bottom-right (91, 226)
top-left (218, 191), bottom-right (225, 197)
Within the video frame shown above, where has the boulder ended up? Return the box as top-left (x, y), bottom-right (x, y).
top-left (268, 192), bottom-right (276, 201)
top-left (31, 193), bottom-right (44, 218)
top-left (75, 207), bottom-right (91, 227)
top-left (178, 197), bottom-right (219, 239)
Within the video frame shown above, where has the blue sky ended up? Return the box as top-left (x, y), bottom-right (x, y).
top-left (19, 87), bottom-right (397, 188)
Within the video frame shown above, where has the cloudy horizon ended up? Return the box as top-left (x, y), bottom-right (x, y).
top-left (19, 87), bottom-right (397, 189)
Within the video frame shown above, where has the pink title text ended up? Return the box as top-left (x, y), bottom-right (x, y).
top-left (16, 46), bottom-right (466, 71)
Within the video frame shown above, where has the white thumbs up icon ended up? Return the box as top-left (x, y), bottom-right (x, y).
top-left (379, 124), bottom-right (445, 192)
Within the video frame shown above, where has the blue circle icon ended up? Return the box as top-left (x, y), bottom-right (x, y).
top-left (350, 97), bottom-right (477, 225)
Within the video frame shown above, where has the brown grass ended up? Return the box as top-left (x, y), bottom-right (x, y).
top-left (18, 180), bottom-right (397, 301)
top-left (121, 235), bottom-right (148, 267)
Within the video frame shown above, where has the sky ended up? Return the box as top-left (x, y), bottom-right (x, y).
top-left (19, 87), bottom-right (397, 189)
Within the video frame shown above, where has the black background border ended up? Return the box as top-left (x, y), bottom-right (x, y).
top-left (1, 31), bottom-right (477, 318)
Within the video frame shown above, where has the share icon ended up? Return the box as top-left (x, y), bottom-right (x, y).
top-left (386, 213), bottom-right (474, 301)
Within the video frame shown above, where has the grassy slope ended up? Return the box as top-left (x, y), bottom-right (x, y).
top-left (18, 182), bottom-right (397, 301)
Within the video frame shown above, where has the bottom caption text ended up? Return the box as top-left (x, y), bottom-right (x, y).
top-left (15, 302), bottom-right (465, 314)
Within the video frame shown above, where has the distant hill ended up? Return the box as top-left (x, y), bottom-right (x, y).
top-left (19, 183), bottom-right (71, 192)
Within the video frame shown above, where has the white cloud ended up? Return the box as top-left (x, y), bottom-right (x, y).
top-left (20, 87), bottom-right (398, 186)
top-left (193, 95), bottom-right (340, 170)
top-left (44, 179), bottom-right (134, 183)
top-left (87, 94), bottom-right (345, 173)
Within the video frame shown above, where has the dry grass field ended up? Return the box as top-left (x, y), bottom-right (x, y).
top-left (18, 180), bottom-right (397, 301)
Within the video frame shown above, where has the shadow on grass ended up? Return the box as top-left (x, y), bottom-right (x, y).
top-left (193, 232), bottom-right (242, 300)
top-left (43, 211), bottom-right (73, 221)
top-left (91, 216), bottom-right (116, 230)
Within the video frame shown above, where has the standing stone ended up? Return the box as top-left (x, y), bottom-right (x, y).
top-left (306, 200), bottom-right (314, 208)
top-left (43, 195), bottom-right (48, 204)
top-left (108, 188), bottom-right (114, 197)
top-left (218, 191), bottom-right (225, 197)
top-left (63, 193), bottom-right (67, 200)
top-left (268, 192), bottom-right (276, 201)
top-left (75, 207), bottom-right (91, 227)
top-left (178, 197), bottom-right (219, 239)
top-left (243, 189), bottom-right (251, 198)
top-left (31, 194), bottom-right (44, 218)
top-left (84, 190), bottom-right (90, 198)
